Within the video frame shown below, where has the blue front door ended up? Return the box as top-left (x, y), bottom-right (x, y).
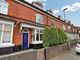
top-left (22, 32), bottom-right (28, 49)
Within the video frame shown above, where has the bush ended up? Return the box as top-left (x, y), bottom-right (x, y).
top-left (42, 26), bottom-right (67, 47)
top-left (57, 28), bottom-right (67, 44)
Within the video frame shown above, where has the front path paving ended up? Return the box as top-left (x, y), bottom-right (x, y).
top-left (50, 48), bottom-right (80, 60)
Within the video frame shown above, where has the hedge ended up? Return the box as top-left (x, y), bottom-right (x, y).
top-left (42, 26), bottom-right (67, 47)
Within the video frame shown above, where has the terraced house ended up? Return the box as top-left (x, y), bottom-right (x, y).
top-left (0, 0), bottom-right (80, 55)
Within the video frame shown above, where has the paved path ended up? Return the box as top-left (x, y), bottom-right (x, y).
top-left (50, 48), bottom-right (80, 60)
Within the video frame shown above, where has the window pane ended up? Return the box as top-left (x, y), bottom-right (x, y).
top-left (0, 3), bottom-right (2, 13)
top-left (2, 31), bottom-right (11, 43)
top-left (36, 16), bottom-right (40, 23)
top-left (32, 34), bottom-right (35, 41)
top-left (36, 29), bottom-right (39, 33)
top-left (51, 20), bottom-right (55, 26)
top-left (0, 31), bottom-right (2, 42)
top-left (40, 16), bottom-right (44, 24)
top-left (40, 30), bottom-right (43, 33)
top-left (36, 14), bottom-right (44, 24)
top-left (36, 14), bottom-right (40, 23)
top-left (40, 34), bottom-right (42, 41)
top-left (4, 24), bottom-right (12, 31)
top-left (1, 1), bottom-right (8, 15)
top-left (0, 24), bottom-right (3, 31)
top-left (36, 34), bottom-right (39, 41)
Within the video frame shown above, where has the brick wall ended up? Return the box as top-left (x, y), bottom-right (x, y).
top-left (7, 0), bottom-right (50, 26)
top-left (6, 0), bottom-right (78, 46)
top-left (0, 49), bottom-right (37, 60)
top-left (55, 20), bottom-right (63, 29)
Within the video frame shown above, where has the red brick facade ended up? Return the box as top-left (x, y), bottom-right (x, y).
top-left (0, 0), bottom-right (80, 46)
top-left (6, 0), bottom-right (53, 45)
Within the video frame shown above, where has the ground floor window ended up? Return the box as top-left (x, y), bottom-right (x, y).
top-left (32, 29), bottom-right (43, 44)
top-left (36, 29), bottom-right (43, 41)
top-left (36, 34), bottom-right (39, 41)
top-left (0, 21), bottom-right (14, 47)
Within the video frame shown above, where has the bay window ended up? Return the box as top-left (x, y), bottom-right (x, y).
top-left (32, 29), bottom-right (43, 44)
top-left (36, 29), bottom-right (43, 41)
top-left (2, 24), bottom-right (12, 43)
top-left (0, 21), bottom-right (14, 48)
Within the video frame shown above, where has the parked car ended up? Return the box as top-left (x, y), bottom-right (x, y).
top-left (75, 41), bottom-right (80, 54)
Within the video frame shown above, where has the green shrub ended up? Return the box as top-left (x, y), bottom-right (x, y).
top-left (57, 28), bottom-right (67, 44)
top-left (42, 26), bottom-right (67, 47)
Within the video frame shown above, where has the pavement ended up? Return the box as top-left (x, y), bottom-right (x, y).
top-left (50, 48), bottom-right (80, 60)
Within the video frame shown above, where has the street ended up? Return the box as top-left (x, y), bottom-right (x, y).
top-left (50, 48), bottom-right (80, 60)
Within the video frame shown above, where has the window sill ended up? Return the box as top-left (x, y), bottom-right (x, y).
top-left (0, 43), bottom-right (14, 48)
top-left (31, 41), bottom-right (43, 44)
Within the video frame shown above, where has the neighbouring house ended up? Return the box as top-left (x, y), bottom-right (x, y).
top-left (0, 0), bottom-right (79, 55)
top-left (62, 20), bottom-right (80, 40)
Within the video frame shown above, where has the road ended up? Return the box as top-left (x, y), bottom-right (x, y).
top-left (50, 48), bottom-right (80, 60)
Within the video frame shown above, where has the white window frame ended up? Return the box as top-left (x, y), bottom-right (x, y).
top-left (20, 23), bottom-right (44, 44)
top-left (51, 20), bottom-right (56, 27)
top-left (0, 20), bottom-right (14, 48)
top-left (35, 14), bottom-right (44, 24)
top-left (32, 29), bottom-right (43, 44)
top-left (0, 0), bottom-right (9, 15)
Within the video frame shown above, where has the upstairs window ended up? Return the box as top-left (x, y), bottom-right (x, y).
top-left (51, 20), bottom-right (56, 27)
top-left (0, 0), bottom-right (9, 15)
top-left (35, 14), bottom-right (44, 24)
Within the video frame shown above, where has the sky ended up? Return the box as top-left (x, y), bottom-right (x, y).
top-left (25, 0), bottom-right (80, 26)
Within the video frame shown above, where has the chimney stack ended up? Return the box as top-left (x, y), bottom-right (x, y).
top-left (67, 20), bottom-right (71, 24)
top-left (32, 1), bottom-right (43, 9)
top-left (46, 9), bottom-right (53, 15)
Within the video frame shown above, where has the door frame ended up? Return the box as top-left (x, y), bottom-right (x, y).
top-left (22, 30), bottom-right (29, 48)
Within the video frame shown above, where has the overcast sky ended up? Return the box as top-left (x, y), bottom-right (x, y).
top-left (25, 0), bottom-right (80, 26)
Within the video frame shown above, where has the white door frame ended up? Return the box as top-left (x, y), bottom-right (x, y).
top-left (22, 29), bottom-right (29, 48)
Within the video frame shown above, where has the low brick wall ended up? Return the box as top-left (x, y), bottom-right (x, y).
top-left (37, 48), bottom-right (45, 60)
top-left (45, 43), bottom-right (69, 60)
top-left (36, 40), bottom-right (77, 60)
top-left (0, 49), bottom-right (37, 60)
top-left (0, 40), bottom-right (77, 60)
